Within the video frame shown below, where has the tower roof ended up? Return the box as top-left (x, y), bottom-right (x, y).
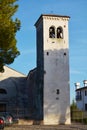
top-left (35, 14), bottom-right (70, 27)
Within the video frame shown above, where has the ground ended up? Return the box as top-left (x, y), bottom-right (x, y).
top-left (4, 124), bottom-right (87, 130)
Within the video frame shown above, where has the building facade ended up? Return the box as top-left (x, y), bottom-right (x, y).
top-left (0, 14), bottom-right (71, 124)
top-left (35, 14), bottom-right (71, 124)
top-left (0, 66), bottom-right (29, 118)
top-left (75, 80), bottom-right (87, 111)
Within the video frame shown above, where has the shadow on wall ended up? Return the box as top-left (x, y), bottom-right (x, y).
top-left (26, 48), bottom-right (70, 124)
top-left (0, 76), bottom-right (29, 118)
top-left (0, 48), bottom-right (70, 124)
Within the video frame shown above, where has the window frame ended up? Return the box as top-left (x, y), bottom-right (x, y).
top-left (49, 26), bottom-right (55, 38)
top-left (57, 26), bottom-right (63, 39)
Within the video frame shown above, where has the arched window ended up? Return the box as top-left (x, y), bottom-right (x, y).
top-left (0, 89), bottom-right (7, 94)
top-left (57, 27), bottom-right (63, 39)
top-left (49, 26), bottom-right (55, 38)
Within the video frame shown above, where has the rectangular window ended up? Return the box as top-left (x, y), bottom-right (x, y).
top-left (76, 91), bottom-right (82, 101)
top-left (56, 89), bottom-right (59, 94)
top-left (85, 90), bottom-right (87, 96)
top-left (85, 104), bottom-right (87, 111)
top-left (0, 104), bottom-right (6, 112)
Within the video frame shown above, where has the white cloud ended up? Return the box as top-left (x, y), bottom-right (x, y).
top-left (70, 70), bottom-right (83, 75)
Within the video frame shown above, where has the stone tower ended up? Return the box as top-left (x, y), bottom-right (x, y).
top-left (35, 14), bottom-right (71, 125)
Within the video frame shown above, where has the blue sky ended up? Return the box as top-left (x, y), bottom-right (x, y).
top-left (9, 0), bottom-right (87, 103)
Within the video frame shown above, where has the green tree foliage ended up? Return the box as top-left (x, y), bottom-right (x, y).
top-left (70, 99), bottom-right (77, 110)
top-left (0, 0), bottom-right (20, 72)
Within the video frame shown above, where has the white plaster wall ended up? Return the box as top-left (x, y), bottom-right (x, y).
top-left (76, 89), bottom-right (87, 111)
top-left (43, 16), bottom-right (70, 124)
top-left (84, 89), bottom-right (87, 103)
top-left (0, 66), bottom-right (25, 81)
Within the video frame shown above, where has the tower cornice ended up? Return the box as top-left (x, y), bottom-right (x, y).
top-left (35, 14), bottom-right (70, 27)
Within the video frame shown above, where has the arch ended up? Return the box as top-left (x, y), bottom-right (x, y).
top-left (0, 88), bottom-right (7, 94)
top-left (57, 26), bottom-right (63, 39)
top-left (49, 26), bottom-right (55, 38)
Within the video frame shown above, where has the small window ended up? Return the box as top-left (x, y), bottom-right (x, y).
top-left (64, 53), bottom-right (66, 56)
top-left (44, 70), bottom-right (46, 74)
top-left (85, 104), bottom-right (87, 111)
top-left (49, 26), bottom-right (55, 38)
top-left (85, 90), bottom-right (87, 96)
top-left (46, 52), bottom-right (49, 56)
top-left (57, 26), bottom-right (63, 39)
top-left (56, 89), bottom-right (59, 94)
top-left (0, 104), bottom-right (6, 112)
top-left (0, 89), bottom-right (7, 94)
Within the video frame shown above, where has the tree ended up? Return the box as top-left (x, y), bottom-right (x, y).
top-left (70, 99), bottom-right (77, 110)
top-left (0, 0), bottom-right (21, 72)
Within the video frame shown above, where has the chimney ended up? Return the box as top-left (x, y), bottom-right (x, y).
top-left (75, 82), bottom-right (80, 90)
top-left (83, 80), bottom-right (87, 87)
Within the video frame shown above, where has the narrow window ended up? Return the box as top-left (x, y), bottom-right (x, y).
top-left (49, 26), bottom-right (55, 38)
top-left (46, 52), bottom-right (49, 55)
top-left (85, 104), bottom-right (87, 111)
top-left (57, 26), bottom-right (63, 39)
top-left (56, 89), bottom-right (59, 94)
top-left (85, 90), bottom-right (87, 96)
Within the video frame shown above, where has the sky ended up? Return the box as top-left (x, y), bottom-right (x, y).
top-left (9, 0), bottom-right (87, 103)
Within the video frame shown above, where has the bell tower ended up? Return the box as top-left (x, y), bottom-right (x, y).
top-left (35, 14), bottom-right (71, 125)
